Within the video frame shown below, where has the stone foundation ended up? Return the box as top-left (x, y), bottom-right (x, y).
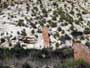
top-left (73, 43), bottom-right (90, 64)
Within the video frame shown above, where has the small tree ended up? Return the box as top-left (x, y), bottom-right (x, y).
top-left (1, 33), bottom-right (4, 36)
top-left (85, 41), bottom-right (90, 48)
top-left (52, 16), bottom-right (57, 21)
top-left (57, 27), bottom-right (62, 31)
top-left (21, 29), bottom-right (27, 36)
top-left (0, 38), bottom-right (5, 43)
top-left (17, 19), bottom-right (25, 26)
top-left (51, 22), bottom-right (57, 27)
top-left (56, 42), bottom-right (59, 48)
top-left (31, 29), bottom-right (35, 34)
top-left (84, 28), bottom-right (90, 34)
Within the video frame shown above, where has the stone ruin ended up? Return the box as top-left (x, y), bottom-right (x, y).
top-left (73, 42), bottom-right (90, 64)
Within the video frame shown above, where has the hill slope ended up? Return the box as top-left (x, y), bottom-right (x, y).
top-left (0, 0), bottom-right (90, 49)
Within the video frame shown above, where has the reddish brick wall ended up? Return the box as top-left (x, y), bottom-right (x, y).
top-left (73, 43), bottom-right (90, 64)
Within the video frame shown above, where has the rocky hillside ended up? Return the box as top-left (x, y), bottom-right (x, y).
top-left (0, 0), bottom-right (90, 49)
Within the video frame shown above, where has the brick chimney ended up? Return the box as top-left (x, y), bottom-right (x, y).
top-left (42, 27), bottom-right (50, 48)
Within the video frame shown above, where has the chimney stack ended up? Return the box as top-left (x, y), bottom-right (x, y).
top-left (42, 27), bottom-right (50, 48)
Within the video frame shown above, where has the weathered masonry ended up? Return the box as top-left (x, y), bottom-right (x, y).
top-left (73, 42), bottom-right (90, 64)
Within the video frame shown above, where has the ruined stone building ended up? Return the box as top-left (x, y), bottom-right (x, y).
top-left (73, 42), bottom-right (90, 64)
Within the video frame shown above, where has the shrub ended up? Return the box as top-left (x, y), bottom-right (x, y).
top-left (52, 16), bottom-right (57, 21)
top-left (39, 21), bottom-right (44, 26)
top-left (22, 63), bottom-right (32, 68)
top-left (31, 29), bottom-right (35, 34)
top-left (74, 59), bottom-right (90, 68)
top-left (21, 29), bottom-right (27, 36)
top-left (85, 41), bottom-right (90, 48)
top-left (33, 7), bottom-right (38, 11)
top-left (0, 38), bottom-right (5, 43)
top-left (56, 42), bottom-right (59, 48)
top-left (57, 27), bottom-right (62, 31)
top-left (50, 22), bottom-right (57, 27)
top-left (62, 47), bottom-right (73, 58)
top-left (42, 8), bottom-right (47, 14)
top-left (84, 28), bottom-right (90, 34)
top-left (53, 2), bottom-right (58, 7)
top-left (17, 19), bottom-right (25, 26)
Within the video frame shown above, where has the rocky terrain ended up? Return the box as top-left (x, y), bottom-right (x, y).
top-left (0, 0), bottom-right (90, 49)
top-left (0, 0), bottom-right (90, 68)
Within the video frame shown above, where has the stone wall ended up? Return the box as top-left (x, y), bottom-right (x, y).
top-left (73, 43), bottom-right (90, 64)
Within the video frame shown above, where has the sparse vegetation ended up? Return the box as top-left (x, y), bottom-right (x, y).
top-left (17, 19), bottom-right (25, 26)
top-left (0, 47), bottom-right (89, 68)
top-left (0, 0), bottom-right (90, 67)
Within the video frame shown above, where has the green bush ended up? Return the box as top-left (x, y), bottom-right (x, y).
top-left (84, 28), bottom-right (90, 34)
top-left (74, 59), bottom-right (90, 68)
top-left (17, 19), bottom-right (25, 26)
